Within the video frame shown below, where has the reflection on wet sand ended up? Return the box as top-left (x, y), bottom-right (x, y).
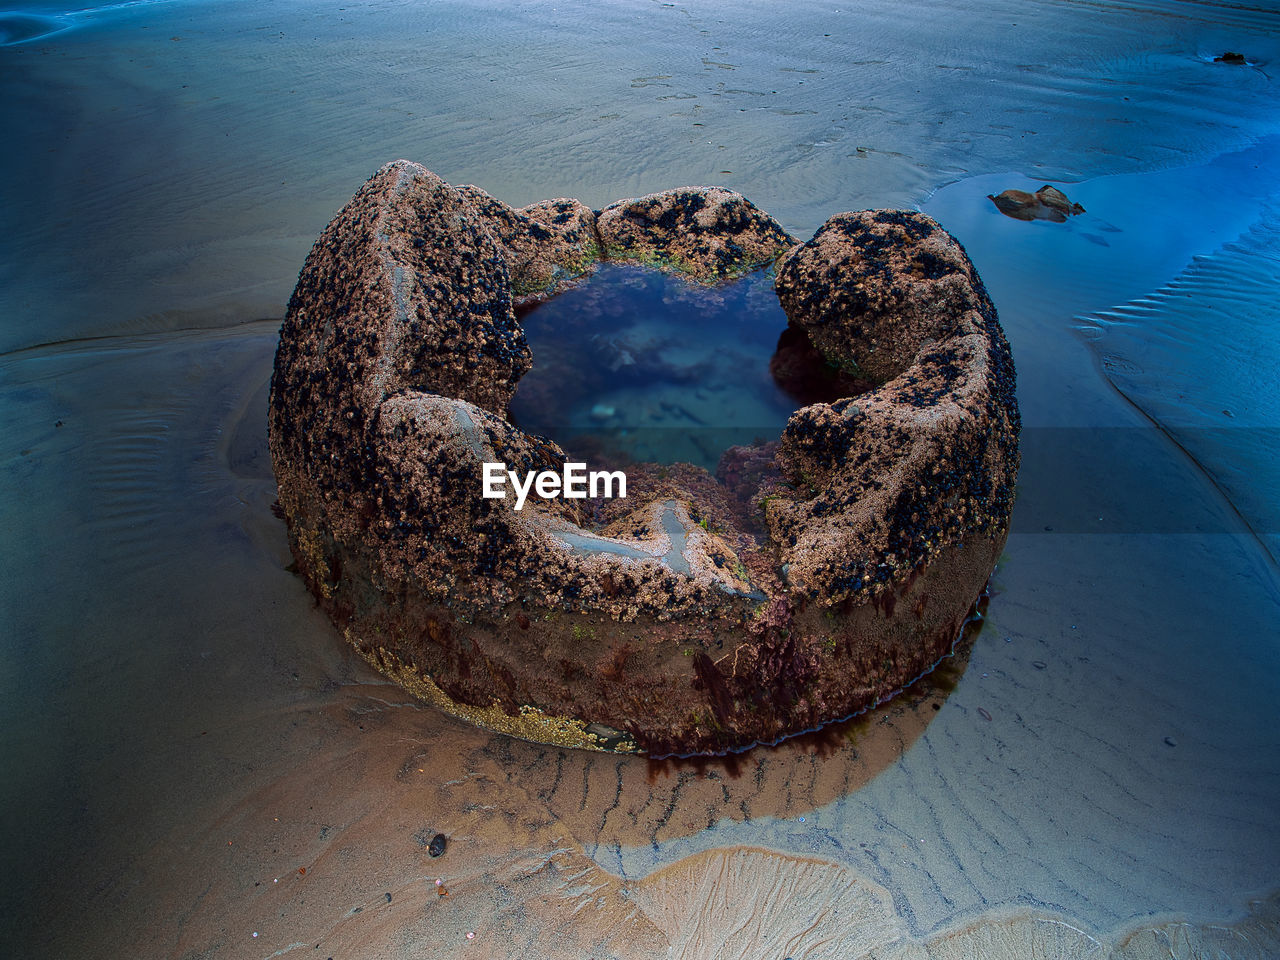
top-left (77, 668), bottom-right (1280, 959)
top-left (86, 632), bottom-right (962, 958)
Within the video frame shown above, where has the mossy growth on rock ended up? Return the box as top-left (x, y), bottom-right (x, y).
top-left (268, 160), bottom-right (1020, 757)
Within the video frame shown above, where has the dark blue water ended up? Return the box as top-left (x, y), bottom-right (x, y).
top-left (0, 1), bottom-right (174, 45)
top-left (511, 264), bottom-right (798, 470)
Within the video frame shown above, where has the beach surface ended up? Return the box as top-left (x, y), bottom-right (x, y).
top-left (2, 1), bottom-right (1279, 957)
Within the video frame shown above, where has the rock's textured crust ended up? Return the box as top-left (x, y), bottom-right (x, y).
top-left (455, 185), bottom-right (601, 299)
top-left (269, 161), bottom-right (1020, 757)
top-left (596, 187), bottom-right (796, 282)
top-left (771, 211), bottom-right (1020, 609)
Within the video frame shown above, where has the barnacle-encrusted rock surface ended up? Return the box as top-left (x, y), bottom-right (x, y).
top-left (770, 211), bottom-right (1020, 608)
top-left (596, 186), bottom-right (795, 282)
top-left (454, 184), bottom-right (600, 298)
top-left (269, 160), bottom-right (1019, 757)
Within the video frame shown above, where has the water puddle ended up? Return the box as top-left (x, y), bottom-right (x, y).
top-left (510, 264), bottom-right (800, 471)
top-left (920, 137), bottom-right (1280, 323)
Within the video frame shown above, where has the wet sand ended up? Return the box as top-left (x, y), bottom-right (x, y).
top-left (2, 1), bottom-right (1279, 957)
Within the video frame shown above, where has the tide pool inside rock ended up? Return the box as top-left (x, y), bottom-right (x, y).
top-left (510, 263), bottom-right (797, 470)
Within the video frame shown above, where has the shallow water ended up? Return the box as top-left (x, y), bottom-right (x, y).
top-left (512, 264), bottom-right (795, 469)
top-left (1084, 200), bottom-right (1280, 562)
top-left (3, 1), bottom-right (1280, 957)
top-left (922, 138), bottom-right (1280, 556)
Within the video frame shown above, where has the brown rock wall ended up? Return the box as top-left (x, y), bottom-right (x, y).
top-left (269, 162), bottom-right (1019, 756)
